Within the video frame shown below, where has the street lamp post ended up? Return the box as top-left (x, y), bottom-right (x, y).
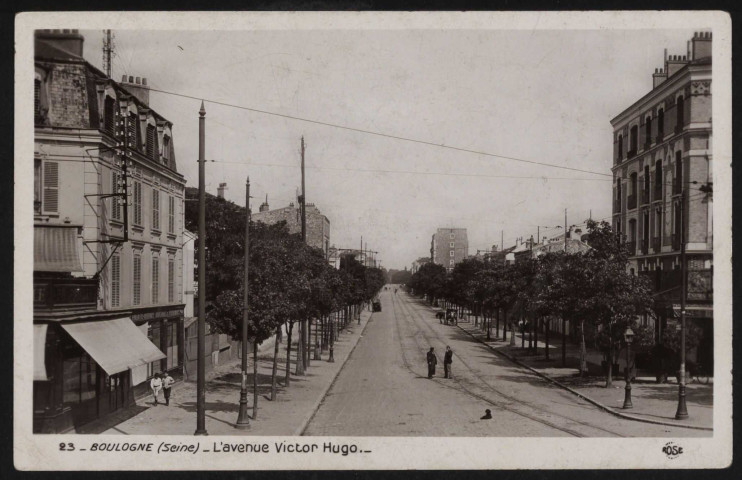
top-left (623, 326), bottom-right (634, 409)
top-left (235, 177), bottom-right (251, 428)
top-left (675, 189), bottom-right (689, 420)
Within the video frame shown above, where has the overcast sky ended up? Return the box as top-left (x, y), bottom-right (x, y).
top-left (81, 27), bottom-right (697, 270)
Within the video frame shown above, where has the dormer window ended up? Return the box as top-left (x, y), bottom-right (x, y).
top-left (146, 124), bottom-right (157, 160)
top-left (128, 112), bottom-right (139, 151)
top-left (104, 97), bottom-right (116, 136)
top-left (162, 135), bottom-right (170, 165)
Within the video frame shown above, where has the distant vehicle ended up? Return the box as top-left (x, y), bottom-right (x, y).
top-left (372, 300), bottom-right (382, 312)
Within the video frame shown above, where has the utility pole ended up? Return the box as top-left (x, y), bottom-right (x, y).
top-left (195, 101), bottom-right (207, 436)
top-left (501, 231), bottom-right (504, 253)
top-left (296, 137), bottom-right (306, 375)
top-left (102, 30), bottom-right (113, 78)
top-left (676, 189), bottom-right (689, 419)
top-left (564, 209), bottom-right (568, 252)
top-left (235, 177), bottom-right (250, 428)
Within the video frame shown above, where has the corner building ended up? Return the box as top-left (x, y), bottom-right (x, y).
top-left (33, 30), bottom-right (186, 432)
top-left (610, 32), bottom-right (713, 368)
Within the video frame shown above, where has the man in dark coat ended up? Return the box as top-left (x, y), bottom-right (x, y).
top-left (427, 347), bottom-right (437, 378)
top-left (444, 346), bottom-right (453, 379)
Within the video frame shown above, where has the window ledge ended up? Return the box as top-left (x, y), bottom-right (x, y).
top-left (131, 224), bottom-right (144, 233)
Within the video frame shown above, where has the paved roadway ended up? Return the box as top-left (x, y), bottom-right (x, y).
top-left (303, 289), bottom-right (710, 437)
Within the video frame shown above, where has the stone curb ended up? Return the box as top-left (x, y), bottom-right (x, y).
top-left (295, 311), bottom-right (375, 436)
top-left (456, 323), bottom-right (713, 432)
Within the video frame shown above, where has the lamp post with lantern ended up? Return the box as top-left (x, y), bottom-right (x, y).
top-left (623, 326), bottom-right (635, 409)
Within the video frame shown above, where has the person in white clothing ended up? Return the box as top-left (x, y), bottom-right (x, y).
top-left (150, 374), bottom-right (163, 406)
top-left (162, 373), bottom-right (175, 406)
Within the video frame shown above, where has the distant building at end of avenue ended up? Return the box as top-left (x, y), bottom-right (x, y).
top-left (431, 228), bottom-right (468, 272)
top-left (610, 31), bottom-right (713, 368)
top-left (251, 196), bottom-right (331, 257)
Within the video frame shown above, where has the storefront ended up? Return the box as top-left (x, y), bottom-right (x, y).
top-left (33, 317), bottom-right (166, 433)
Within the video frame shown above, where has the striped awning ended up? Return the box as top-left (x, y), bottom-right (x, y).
top-left (34, 226), bottom-right (83, 272)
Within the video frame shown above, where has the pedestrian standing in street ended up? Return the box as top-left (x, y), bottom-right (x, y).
top-left (162, 372), bottom-right (175, 406)
top-left (444, 346), bottom-right (453, 379)
top-left (426, 347), bottom-right (437, 379)
top-left (150, 373), bottom-right (163, 406)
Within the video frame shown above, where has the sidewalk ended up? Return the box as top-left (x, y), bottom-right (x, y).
top-left (453, 317), bottom-right (713, 430)
top-left (103, 310), bottom-right (374, 435)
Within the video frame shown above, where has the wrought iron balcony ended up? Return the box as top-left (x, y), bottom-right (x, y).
top-left (34, 276), bottom-right (98, 311)
top-left (640, 239), bottom-right (649, 255)
top-left (672, 233), bottom-right (681, 251)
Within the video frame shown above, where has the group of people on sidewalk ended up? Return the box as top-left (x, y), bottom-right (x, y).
top-left (150, 372), bottom-right (175, 406)
top-left (426, 346), bottom-right (453, 379)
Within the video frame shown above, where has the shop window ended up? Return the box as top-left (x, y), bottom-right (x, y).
top-left (165, 320), bottom-right (178, 370)
top-left (61, 342), bottom-right (97, 408)
top-left (147, 323), bottom-right (162, 377)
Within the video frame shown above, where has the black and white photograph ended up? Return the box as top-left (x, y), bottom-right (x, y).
top-left (14, 11), bottom-right (732, 470)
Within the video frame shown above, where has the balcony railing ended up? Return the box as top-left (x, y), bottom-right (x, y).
top-left (626, 241), bottom-right (637, 256)
top-left (641, 189), bottom-right (650, 205)
top-left (627, 194), bottom-right (637, 210)
top-left (653, 185), bottom-right (663, 201)
top-left (34, 277), bottom-right (98, 311)
top-left (652, 237), bottom-right (661, 253)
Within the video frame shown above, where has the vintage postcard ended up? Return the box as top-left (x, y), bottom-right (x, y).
top-left (14, 11), bottom-right (732, 470)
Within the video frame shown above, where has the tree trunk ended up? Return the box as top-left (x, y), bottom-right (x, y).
top-left (271, 325), bottom-right (280, 401)
top-left (295, 320), bottom-right (305, 375)
top-left (306, 319), bottom-right (312, 367)
top-left (561, 318), bottom-right (567, 367)
top-left (545, 318), bottom-right (550, 360)
top-left (534, 317), bottom-right (539, 354)
top-left (579, 320), bottom-right (587, 376)
top-left (606, 338), bottom-right (614, 388)
top-left (502, 309), bottom-right (507, 342)
top-left (253, 340), bottom-right (259, 418)
top-left (496, 309), bottom-right (500, 337)
top-left (285, 322), bottom-right (293, 386)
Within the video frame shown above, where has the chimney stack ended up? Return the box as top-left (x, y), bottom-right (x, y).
top-left (217, 182), bottom-right (227, 199)
top-left (120, 75), bottom-right (151, 106)
top-left (652, 67), bottom-right (668, 88)
top-left (35, 29), bottom-right (85, 58)
top-left (690, 31), bottom-right (712, 61)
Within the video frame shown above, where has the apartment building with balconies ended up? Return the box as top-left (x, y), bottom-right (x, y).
top-left (610, 32), bottom-right (713, 368)
top-left (33, 30), bottom-right (187, 433)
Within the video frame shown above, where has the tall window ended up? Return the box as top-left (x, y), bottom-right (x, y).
top-left (111, 171), bottom-right (121, 221)
top-left (128, 112), bottom-right (139, 151)
top-left (629, 125), bottom-right (638, 154)
top-left (676, 96), bottom-right (685, 129)
top-left (165, 320), bottom-right (178, 370)
top-left (133, 255), bottom-right (141, 305)
top-left (162, 136), bottom-right (170, 165)
top-left (657, 108), bottom-right (664, 138)
top-left (42, 160), bottom-right (59, 214)
top-left (152, 189), bottom-right (160, 231)
top-left (655, 208), bottom-right (662, 242)
top-left (643, 165), bottom-right (650, 202)
top-left (133, 181), bottom-right (142, 225)
top-left (152, 256), bottom-right (160, 304)
top-left (617, 134), bottom-right (623, 160)
top-left (168, 196), bottom-right (175, 233)
top-left (146, 125), bottom-right (157, 160)
top-left (111, 253), bottom-right (120, 307)
top-left (655, 161), bottom-right (663, 200)
top-left (674, 151), bottom-right (683, 193)
top-left (168, 257), bottom-right (175, 303)
top-left (645, 117), bottom-right (652, 145)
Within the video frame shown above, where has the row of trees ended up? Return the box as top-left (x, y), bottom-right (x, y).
top-left (184, 188), bottom-right (385, 417)
top-left (408, 220), bottom-right (656, 387)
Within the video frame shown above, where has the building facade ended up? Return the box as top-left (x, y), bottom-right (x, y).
top-left (610, 32), bottom-right (713, 367)
top-left (33, 30), bottom-right (187, 433)
top-left (431, 228), bottom-right (469, 272)
top-left (251, 198), bottom-right (331, 256)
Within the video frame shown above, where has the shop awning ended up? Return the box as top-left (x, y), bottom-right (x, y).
top-left (61, 318), bottom-right (165, 376)
top-left (34, 226), bottom-right (83, 272)
top-left (34, 324), bottom-right (48, 381)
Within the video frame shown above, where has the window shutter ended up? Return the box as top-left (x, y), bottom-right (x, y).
top-left (146, 125), bottom-right (156, 160)
top-left (168, 257), bottom-right (175, 303)
top-left (133, 181), bottom-right (142, 225)
top-left (152, 189), bottom-right (160, 230)
top-left (133, 255), bottom-right (141, 305)
top-left (42, 161), bottom-right (59, 214)
top-left (34, 79), bottom-right (41, 120)
top-left (152, 257), bottom-right (159, 304)
top-left (111, 254), bottom-right (120, 307)
top-left (128, 113), bottom-right (139, 150)
top-left (104, 97), bottom-right (115, 136)
top-left (168, 196), bottom-right (175, 233)
top-left (111, 171), bottom-right (121, 221)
